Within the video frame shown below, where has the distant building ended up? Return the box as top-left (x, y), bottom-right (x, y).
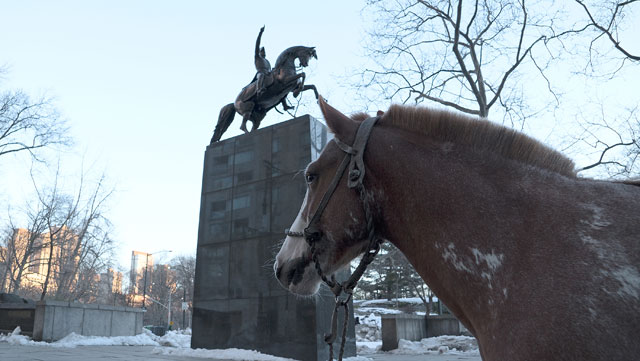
top-left (97, 268), bottom-right (124, 305)
top-left (100, 268), bottom-right (123, 293)
top-left (0, 227), bottom-right (80, 295)
top-left (129, 251), bottom-right (153, 294)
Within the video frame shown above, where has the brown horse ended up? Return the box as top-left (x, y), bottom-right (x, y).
top-left (274, 98), bottom-right (640, 360)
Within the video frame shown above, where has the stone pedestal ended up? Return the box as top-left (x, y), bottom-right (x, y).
top-left (192, 115), bottom-right (356, 361)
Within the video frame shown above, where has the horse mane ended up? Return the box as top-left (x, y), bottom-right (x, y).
top-left (350, 112), bottom-right (370, 122)
top-left (380, 104), bottom-right (577, 177)
top-left (622, 179), bottom-right (640, 187)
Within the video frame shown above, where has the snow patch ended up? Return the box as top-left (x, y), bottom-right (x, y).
top-left (343, 357), bottom-right (374, 361)
top-left (356, 306), bottom-right (403, 315)
top-left (153, 347), bottom-right (296, 360)
top-left (0, 327), bottom-right (192, 349)
top-left (356, 340), bottom-right (381, 355)
top-left (392, 336), bottom-right (479, 355)
top-left (357, 297), bottom-right (432, 306)
top-left (0, 327), bottom-right (36, 345)
top-left (54, 330), bottom-right (159, 347)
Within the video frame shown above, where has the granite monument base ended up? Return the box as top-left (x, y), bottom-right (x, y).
top-left (192, 115), bottom-right (356, 361)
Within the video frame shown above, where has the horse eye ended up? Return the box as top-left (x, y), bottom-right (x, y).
top-left (305, 173), bottom-right (317, 184)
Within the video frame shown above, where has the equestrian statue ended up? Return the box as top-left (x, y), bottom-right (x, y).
top-left (210, 26), bottom-right (319, 143)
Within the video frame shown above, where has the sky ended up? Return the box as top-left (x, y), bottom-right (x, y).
top-left (0, 1), bottom-right (367, 268)
top-left (0, 1), bottom-right (638, 270)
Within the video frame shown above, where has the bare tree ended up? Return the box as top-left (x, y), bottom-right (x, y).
top-left (354, 242), bottom-right (436, 313)
top-left (0, 195), bottom-right (53, 295)
top-left (568, 1), bottom-right (639, 177)
top-left (34, 171), bottom-right (115, 301)
top-left (0, 164), bottom-right (115, 301)
top-left (358, 0), bottom-right (639, 176)
top-left (0, 69), bottom-right (71, 163)
top-left (146, 264), bottom-right (175, 326)
top-left (574, 0), bottom-right (639, 63)
top-left (170, 255), bottom-right (195, 329)
top-left (0, 225), bottom-right (46, 294)
top-left (572, 106), bottom-right (639, 177)
top-left (359, 0), bottom-right (580, 126)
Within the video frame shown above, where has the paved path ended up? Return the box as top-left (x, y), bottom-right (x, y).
top-left (0, 343), bottom-right (482, 361)
top-left (0, 344), bottom-right (209, 361)
top-left (368, 352), bottom-right (481, 361)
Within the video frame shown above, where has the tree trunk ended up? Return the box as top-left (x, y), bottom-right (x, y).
top-left (40, 239), bottom-right (55, 300)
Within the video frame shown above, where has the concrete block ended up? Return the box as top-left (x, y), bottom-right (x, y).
top-left (97, 304), bottom-right (119, 311)
top-left (82, 309), bottom-right (111, 336)
top-left (32, 301), bottom-right (144, 341)
top-left (426, 314), bottom-right (462, 337)
top-left (52, 304), bottom-right (84, 340)
top-left (381, 314), bottom-right (427, 351)
top-left (39, 300), bottom-right (68, 307)
top-left (135, 312), bottom-right (144, 333)
top-left (111, 311), bottom-right (136, 336)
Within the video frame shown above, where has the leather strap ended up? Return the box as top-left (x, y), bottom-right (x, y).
top-left (347, 116), bottom-right (379, 188)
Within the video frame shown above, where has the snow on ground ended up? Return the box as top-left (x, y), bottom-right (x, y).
top-left (2, 321), bottom-right (477, 359)
top-left (0, 327), bottom-right (161, 348)
top-left (355, 336), bottom-right (478, 357)
top-left (392, 336), bottom-right (479, 355)
top-left (356, 307), bottom-right (403, 315)
top-left (356, 297), bottom-right (437, 307)
top-left (357, 340), bottom-right (382, 355)
top-left (0, 327), bottom-right (35, 346)
top-left (0, 327), bottom-right (373, 361)
top-left (153, 347), bottom-right (297, 361)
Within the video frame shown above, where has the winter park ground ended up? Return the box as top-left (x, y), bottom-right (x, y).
top-left (0, 298), bottom-right (480, 361)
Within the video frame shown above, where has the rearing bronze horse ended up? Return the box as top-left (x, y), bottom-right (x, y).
top-left (210, 30), bottom-right (318, 143)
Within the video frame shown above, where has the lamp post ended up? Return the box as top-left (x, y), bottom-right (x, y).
top-left (141, 250), bottom-right (172, 309)
top-left (167, 276), bottom-right (172, 330)
top-left (182, 287), bottom-right (186, 329)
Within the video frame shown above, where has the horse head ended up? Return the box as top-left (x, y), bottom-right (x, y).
top-left (274, 46), bottom-right (317, 70)
top-left (297, 46), bottom-right (317, 67)
top-left (274, 98), bottom-right (376, 295)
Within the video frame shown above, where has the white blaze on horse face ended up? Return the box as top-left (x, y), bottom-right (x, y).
top-left (276, 194), bottom-right (310, 265)
top-left (274, 191), bottom-right (323, 295)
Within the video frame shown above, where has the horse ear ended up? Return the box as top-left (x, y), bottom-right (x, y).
top-left (319, 97), bottom-right (358, 142)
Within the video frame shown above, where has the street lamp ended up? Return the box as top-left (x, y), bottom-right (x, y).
top-left (141, 250), bottom-right (172, 309)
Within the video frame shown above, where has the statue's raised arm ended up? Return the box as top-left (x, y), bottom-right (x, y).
top-left (255, 26), bottom-right (265, 60)
top-left (254, 26), bottom-right (271, 96)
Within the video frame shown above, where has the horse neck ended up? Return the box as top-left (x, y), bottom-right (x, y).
top-left (274, 50), bottom-right (296, 70)
top-left (366, 128), bottom-right (575, 335)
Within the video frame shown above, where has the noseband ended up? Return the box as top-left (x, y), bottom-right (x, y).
top-left (286, 115), bottom-right (384, 361)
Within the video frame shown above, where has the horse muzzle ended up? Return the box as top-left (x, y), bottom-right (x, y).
top-left (274, 253), bottom-right (321, 295)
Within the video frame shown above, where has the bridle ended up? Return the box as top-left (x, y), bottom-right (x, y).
top-left (286, 115), bottom-right (384, 361)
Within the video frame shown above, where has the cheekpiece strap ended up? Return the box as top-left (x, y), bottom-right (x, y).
top-left (346, 116), bottom-right (379, 188)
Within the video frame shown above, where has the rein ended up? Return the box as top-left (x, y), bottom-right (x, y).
top-left (286, 116), bottom-right (384, 361)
